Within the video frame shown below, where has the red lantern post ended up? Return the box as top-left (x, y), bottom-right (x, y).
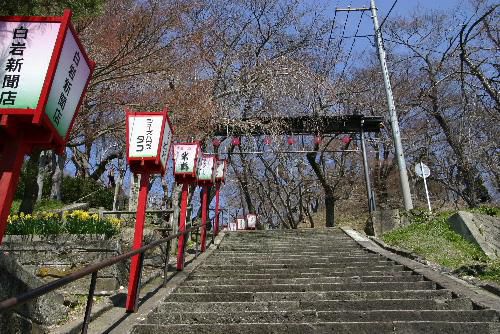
top-left (125, 108), bottom-right (173, 312)
top-left (172, 142), bottom-right (201, 270)
top-left (214, 159), bottom-right (227, 236)
top-left (196, 154), bottom-right (216, 252)
top-left (0, 10), bottom-right (94, 244)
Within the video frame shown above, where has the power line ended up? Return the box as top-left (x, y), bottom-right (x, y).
top-left (339, 11), bottom-right (365, 80)
top-left (378, 0), bottom-right (398, 32)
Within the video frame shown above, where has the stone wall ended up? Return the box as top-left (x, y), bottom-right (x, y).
top-left (0, 235), bottom-right (128, 295)
top-left (0, 252), bottom-right (66, 333)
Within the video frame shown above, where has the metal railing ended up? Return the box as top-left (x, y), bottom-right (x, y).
top-left (0, 221), bottom-right (213, 334)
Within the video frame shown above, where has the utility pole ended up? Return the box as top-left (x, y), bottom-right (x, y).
top-left (336, 0), bottom-right (414, 210)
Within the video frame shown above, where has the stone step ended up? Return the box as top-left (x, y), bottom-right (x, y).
top-left (211, 252), bottom-right (372, 258)
top-left (183, 275), bottom-right (424, 286)
top-left (167, 289), bottom-right (454, 302)
top-left (175, 281), bottom-right (436, 293)
top-left (131, 321), bottom-right (500, 334)
top-left (155, 298), bottom-right (473, 313)
top-left (205, 256), bottom-right (386, 264)
top-left (198, 262), bottom-right (400, 270)
top-left (188, 270), bottom-right (416, 279)
top-left (197, 265), bottom-right (406, 274)
top-left (192, 265), bottom-right (408, 275)
top-left (144, 310), bottom-right (499, 325)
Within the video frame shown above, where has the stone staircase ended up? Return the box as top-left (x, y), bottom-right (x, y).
top-left (130, 229), bottom-right (500, 333)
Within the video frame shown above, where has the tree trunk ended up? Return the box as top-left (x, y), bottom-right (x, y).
top-left (324, 191), bottom-right (335, 228)
top-left (50, 152), bottom-right (65, 201)
top-left (128, 173), bottom-right (140, 211)
top-left (306, 148), bottom-right (336, 227)
top-left (36, 151), bottom-right (49, 201)
top-left (19, 149), bottom-right (41, 214)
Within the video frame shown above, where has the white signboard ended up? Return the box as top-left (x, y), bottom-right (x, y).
top-left (128, 115), bottom-right (163, 158)
top-left (173, 144), bottom-right (198, 174)
top-left (197, 156), bottom-right (215, 181)
top-left (159, 121), bottom-right (173, 168)
top-left (247, 214), bottom-right (256, 229)
top-left (215, 160), bottom-right (226, 180)
top-left (0, 22), bottom-right (60, 109)
top-left (237, 218), bottom-right (246, 230)
top-left (415, 162), bottom-right (430, 179)
top-left (229, 222), bottom-right (237, 231)
top-left (45, 28), bottom-right (91, 138)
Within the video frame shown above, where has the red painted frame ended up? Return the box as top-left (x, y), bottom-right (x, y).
top-left (0, 10), bottom-right (95, 150)
top-left (173, 141), bottom-right (201, 182)
top-left (125, 108), bottom-right (172, 175)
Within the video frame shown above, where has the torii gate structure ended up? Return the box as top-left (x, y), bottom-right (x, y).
top-left (212, 114), bottom-right (384, 213)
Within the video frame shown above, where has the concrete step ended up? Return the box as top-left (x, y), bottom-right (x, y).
top-left (211, 252), bottom-right (373, 258)
top-left (131, 321), bottom-right (500, 334)
top-left (167, 289), bottom-right (454, 303)
top-left (175, 281), bottom-right (436, 293)
top-left (155, 298), bottom-right (473, 313)
top-left (183, 275), bottom-right (425, 286)
top-left (198, 262), bottom-right (401, 271)
top-left (188, 270), bottom-right (416, 279)
top-left (194, 265), bottom-right (408, 275)
top-left (143, 310), bottom-right (499, 325)
top-left (205, 256), bottom-right (387, 264)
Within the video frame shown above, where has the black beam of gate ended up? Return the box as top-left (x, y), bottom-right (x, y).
top-left (212, 115), bottom-right (384, 136)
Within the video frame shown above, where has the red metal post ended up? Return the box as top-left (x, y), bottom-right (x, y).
top-left (176, 182), bottom-right (189, 271)
top-left (125, 173), bottom-right (150, 312)
top-left (214, 182), bottom-right (221, 236)
top-left (200, 185), bottom-right (208, 252)
top-left (0, 140), bottom-right (29, 244)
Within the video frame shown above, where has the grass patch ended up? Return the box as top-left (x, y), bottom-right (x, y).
top-left (382, 210), bottom-right (499, 284)
top-left (34, 199), bottom-right (65, 212)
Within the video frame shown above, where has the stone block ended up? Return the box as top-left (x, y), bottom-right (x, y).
top-left (448, 211), bottom-right (499, 259)
top-left (368, 209), bottom-right (404, 237)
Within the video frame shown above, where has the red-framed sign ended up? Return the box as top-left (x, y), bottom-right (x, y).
top-left (197, 154), bottom-right (216, 185)
top-left (215, 159), bottom-right (227, 183)
top-left (0, 10), bottom-right (95, 151)
top-left (125, 108), bottom-right (173, 175)
top-left (173, 142), bottom-right (201, 181)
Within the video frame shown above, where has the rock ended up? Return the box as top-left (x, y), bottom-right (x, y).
top-left (448, 211), bottom-right (499, 259)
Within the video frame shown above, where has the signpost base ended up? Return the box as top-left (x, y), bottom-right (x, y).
top-left (0, 140), bottom-right (29, 244)
top-left (176, 183), bottom-right (189, 271)
top-left (200, 186), bottom-right (208, 252)
top-left (214, 183), bottom-right (220, 236)
top-left (126, 173), bottom-right (149, 312)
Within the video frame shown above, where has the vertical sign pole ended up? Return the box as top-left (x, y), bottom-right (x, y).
top-left (126, 172), bottom-right (149, 312)
top-left (176, 182), bottom-right (189, 271)
top-left (360, 124), bottom-right (375, 213)
top-left (200, 185), bottom-right (208, 252)
top-left (421, 162), bottom-right (432, 213)
top-left (214, 182), bottom-right (221, 236)
top-left (0, 140), bottom-right (28, 244)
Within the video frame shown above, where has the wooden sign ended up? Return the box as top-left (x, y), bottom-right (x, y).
top-left (236, 217), bottom-right (246, 230)
top-left (126, 108), bottom-right (173, 175)
top-left (0, 10), bottom-right (94, 148)
top-left (197, 154), bottom-right (216, 184)
top-left (215, 159), bottom-right (227, 182)
top-left (247, 214), bottom-right (257, 229)
top-left (173, 142), bottom-right (201, 180)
